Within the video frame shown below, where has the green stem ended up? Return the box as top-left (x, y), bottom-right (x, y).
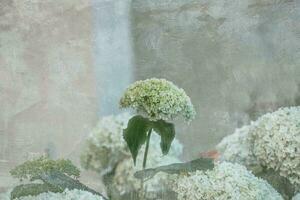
top-left (143, 129), bottom-right (152, 170)
top-left (140, 128), bottom-right (152, 199)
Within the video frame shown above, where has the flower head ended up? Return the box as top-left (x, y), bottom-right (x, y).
top-left (81, 113), bottom-right (131, 175)
top-left (250, 106), bottom-right (300, 188)
top-left (217, 125), bottom-right (259, 168)
top-left (217, 106), bottom-right (300, 191)
top-left (169, 162), bottom-right (283, 200)
top-left (120, 78), bottom-right (196, 121)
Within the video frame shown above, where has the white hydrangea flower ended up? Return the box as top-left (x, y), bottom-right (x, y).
top-left (81, 113), bottom-right (131, 175)
top-left (250, 106), bottom-right (300, 188)
top-left (120, 78), bottom-right (196, 122)
top-left (217, 125), bottom-right (260, 168)
top-left (113, 133), bottom-right (182, 195)
top-left (0, 189), bottom-right (105, 200)
top-left (293, 193), bottom-right (300, 200)
top-left (169, 162), bottom-right (283, 200)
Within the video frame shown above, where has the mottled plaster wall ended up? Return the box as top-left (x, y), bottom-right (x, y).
top-left (131, 0), bottom-right (300, 159)
top-left (0, 0), bottom-right (97, 187)
top-left (1, 0), bottom-right (300, 191)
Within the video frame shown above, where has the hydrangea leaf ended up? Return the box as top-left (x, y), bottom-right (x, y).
top-left (123, 115), bottom-right (151, 165)
top-left (134, 158), bottom-right (214, 179)
top-left (151, 120), bottom-right (175, 155)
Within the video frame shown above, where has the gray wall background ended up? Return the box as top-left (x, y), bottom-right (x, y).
top-left (0, 0), bottom-right (300, 190)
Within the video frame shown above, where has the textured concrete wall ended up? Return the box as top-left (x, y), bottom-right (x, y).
top-left (131, 0), bottom-right (300, 159)
top-left (1, 0), bottom-right (300, 191)
top-left (0, 0), bottom-right (97, 188)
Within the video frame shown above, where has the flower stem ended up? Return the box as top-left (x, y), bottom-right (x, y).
top-left (140, 128), bottom-right (152, 199)
top-left (143, 128), bottom-right (152, 170)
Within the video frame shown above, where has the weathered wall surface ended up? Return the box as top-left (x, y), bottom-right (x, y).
top-left (131, 0), bottom-right (300, 158)
top-left (1, 0), bottom-right (300, 191)
top-left (0, 0), bottom-right (97, 188)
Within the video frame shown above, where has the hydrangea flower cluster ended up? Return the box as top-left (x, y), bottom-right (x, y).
top-left (81, 113), bottom-right (131, 175)
top-left (168, 162), bottom-right (283, 200)
top-left (216, 125), bottom-right (260, 169)
top-left (250, 106), bottom-right (300, 188)
top-left (80, 113), bottom-right (183, 195)
top-left (113, 133), bottom-right (182, 195)
top-left (217, 106), bottom-right (300, 190)
top-left (0, 189), bottom-right (105, 200)
top-left (119, 78), bottom-right (196, 121)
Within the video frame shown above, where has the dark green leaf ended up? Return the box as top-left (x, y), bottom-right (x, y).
top-left (123, 115), bottom-right (151, 165)
top-left (134, 157), bottom-right (214, 179)
top-left (151, 120), bottom-right (175, 155)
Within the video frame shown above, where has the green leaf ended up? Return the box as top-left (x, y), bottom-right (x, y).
top-left (151, 120), bottom-right (175, 155)
top-left (123, 115), bottom-right (151, 165)
top-left (134, 158), bottom-right (214, 180)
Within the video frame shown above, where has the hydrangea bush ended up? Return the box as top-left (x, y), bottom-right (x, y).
top-left (250, 107), bottom-right (300, 188)
top-left (217, 106), bottom-right (300, 195)
top-left (168, 162), bottom-right (283, 200)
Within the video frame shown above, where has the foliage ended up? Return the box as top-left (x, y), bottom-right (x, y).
top-left (134, 158), bottom-right (214, 180)
top-left (111, 133), bottom-right (182, 197)
top-left (123, 115), bottom-right (175, 164)
top-left (10, 157), bottom-right (108, 200)
top-left (80, 113), bottom-right (183, 198)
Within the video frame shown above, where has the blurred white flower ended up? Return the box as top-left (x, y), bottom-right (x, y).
top-left (216, 125), bottom-right (259, 168)
top-left (81, 113), bottom-right (131, 175)
top-left (0, 189), bottom-right (105, 200)
top-left (169, 162), bottom-right (283, 200)
top-left (119, 78), bottom-right (196, 121)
